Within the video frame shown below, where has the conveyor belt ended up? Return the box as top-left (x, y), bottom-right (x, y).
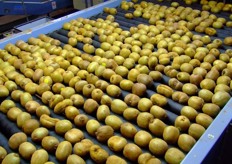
top-left (45, 2), bottom-right (232, 160)
top-left (0, 0), bottom-right (232, 163)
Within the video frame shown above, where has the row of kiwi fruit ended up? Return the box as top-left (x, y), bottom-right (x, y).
top-left (0, 0), bottom-right (232, 163)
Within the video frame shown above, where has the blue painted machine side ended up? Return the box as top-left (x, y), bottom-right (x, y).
top-left (0, 0), bottom-right (72, 15)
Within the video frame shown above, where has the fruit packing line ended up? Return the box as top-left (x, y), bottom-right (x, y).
top-left (0, 0), bottom-right (232, 163)
top-left (48, 15), bottom-right (185, 118)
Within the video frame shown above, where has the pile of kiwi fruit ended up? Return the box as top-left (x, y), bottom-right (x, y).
top-left (0, 0), bottom-right (232, 163)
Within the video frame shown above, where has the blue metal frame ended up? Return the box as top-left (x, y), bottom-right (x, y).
top-left (182, 98), bottom-right (232, 163)
top-left (0, 0), bottom-right (72, 15)
top-left (0, 0), bottom-right (232, 163)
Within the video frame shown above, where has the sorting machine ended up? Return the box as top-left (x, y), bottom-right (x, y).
top-left (0, 0), bottom-right (232, 163)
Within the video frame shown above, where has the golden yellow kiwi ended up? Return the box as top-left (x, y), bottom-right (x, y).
top-left (8, 132), bottom-right (27, 150)
top-left (31, 149), bottom-right (49, 164)
top-left (55, 141), bottom-right (72, 162)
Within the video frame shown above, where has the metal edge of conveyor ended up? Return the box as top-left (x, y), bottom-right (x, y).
top-left (2, 0), bottom-right (51, 4)
top-left (0, 0), bottom-right (232, 163)
top-left (181, 98), bottom-right (232, 164)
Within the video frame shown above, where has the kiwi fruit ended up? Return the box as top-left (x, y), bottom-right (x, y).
top-left (86, 119), bottom-right (100, 136)
top-left (198, 89), bottom-right (213, 102)
top-left (177, 72), bottom-right (190, 83)
top-left (95, 80), bottom-right (109, 92)
top-left (172, 91), bottom-right (189, 104)
top-left (123, 107), bottom-right (140, 121)
top-left (189, 74), bottom-right (203, 86)
top-left (11, 90), bottom-right (23, 102)
top-left (2, 153), bottom-right (20, 164)
top-left (212, 91), bottom-right (231, 107)
top-left (55, 141), bottom-right (72, 161)
top-left (110, 74), bottom-right (123, 85)
top-left (163, 125), bottom-right (180, 144)
top-left (195, 113), bottom-right (213, 128)
top-left (42, 136), bottom-right (59, 153)
top-left (217, 76), bottom-right (231, 85)
top-left (90, 145), bottom-right (109, 164)
top-left (73, 139), bottom-right (93, 157)
top-left (134, 130), bottom-right (152, 147)
top-left (0, 99), bottom-right (16, 113)
top-left (132, 83), bottom-right (147, 97)
top-left (224, 37), bottom-right (232, 46)
top-left (149, 138), bottom-right (168, 156)
top-left (137, 74), bottom-right (153, 87)
top-left (149, 118), bottom-right (166, 137)
top-left (188, 96), bottom-right (204, 111)
top-left (205, 69), bottom-right (219, 81)
top-left (106, 155), bottom-right (127, 164)
top-left (202, 103), bottom-right (220, 117)
top-left (16, 112), bottom-right (31, 128)
top-left (149, 71), bottom-right (162, 81)
top-left (115, 66), bottom-right (129, 78)
top-left (137, 112), bottom-right (154, 129)
top-left (70, 94), bottom-right (84, 107)
top-left (124, 93), bottom-right (140, 107)
top-left (75, 80), bottom-right (88, 93)
top-left (82, 84), bottom-right (95, 98)
top-left (96, 125), bottom-right (114, 142)
top-left (175, 115), bottom-right (191, 132)
top-left (165, 148), bottom-right (185, 164)
top-left (8, 132), bottom-right (27, 150)
top-left (150, 105), bottom-right (167, 120)
top-left (41, 91), bottom-right (54, 104)
top-left (0, 146), bottom-right (7, 162)
top-left (120, 79), bottom-right (134, 91)
top-left (7, 107), bottom-right (22, 121)
top-left (182, 83), bottom-right (198, 96)
top-left (31, 127), bottom-right (49, 142)
top-left (20, 92), bottom-right (33, 107)
top-left (100, 95), bottom-right (112, 106)
top-left (22, 119), bottom-right (40, 135)
top-left (214, 84), bottom-right (230, 93)
top-left (55, 119), bottom-right (72, 135)
top-left (74, 114), bottom-right (89, 127)
top-left (31, 149), bottom-right (49, 164)
top-left (65, 106), bottom-right (80, 120)
top-left (0, 85), bottom-right (9, 98)
top-left (137, 98), bottom-right (153, 112)
top-left (137, 153), bottom-right (154, 164)
top-left (108, 136), bottom-right (127, 152)
top-left (111, 99), bottom-right (128, 115)
top-left (64, 128), bottom-right (84, 144)
top-left (150, 93), bottom-right (168, 107)
top-left (120, 122), bottom-right (137, 139)
top-left (168, 78), bottom-right (183, 91)
top-left (188, 123), bottom-right (206, 139)
top-left (91, 88), bottom-right (104, 103)
top-left (25, 100), bottom-right (40, 114)
top-left (146, 157), bottom-right (161, 164)
top-left (200, 79), bottom-right (216, 91)
top-left (105, 115), bottom-right (123, 131)
top-left (4, 80), bottom-right (17, 92)
top-left (66, 154), bottom-right (85, 164)
top-left (178, 134), bottom-right (196, 152)
top-left (83, 98), bottom-right (99, 114)
top-left (106, 84), bottom-right (121, 97)
top-left (96, 105), bottom-right (110, 122)
top-left (49, 94), bottom-right (64, 109)
top-left (123, 143), bottom-right (142, 162)
top-left (18, 142), bottom-right (36, 160)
